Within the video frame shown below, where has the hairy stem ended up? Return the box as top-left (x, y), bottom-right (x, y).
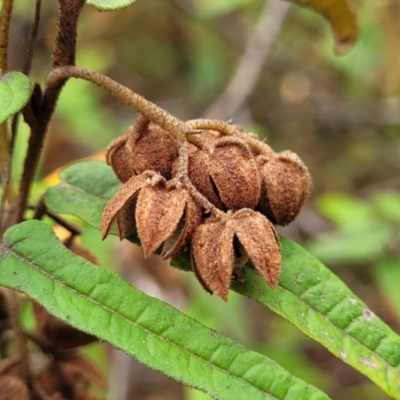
top-left (11, 0), bottom-right (42, 147)
top-left (14, 0), bottom-right (85, 224)
top-left (1, 288), bottom-right (30, 383)
top-left (0, 0), bottom-right (14, 72)
top-left (186, 118), bottom-right (275, 156)
top-left (0, 122), bottom-right (12, 236)
top-left (47, 66), bottom-right (189, 138)
top-left (0, 0), bottom-right (14, 233)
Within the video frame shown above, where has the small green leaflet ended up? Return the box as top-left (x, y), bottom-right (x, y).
top-left (0, 72), bottom-right (33, 124)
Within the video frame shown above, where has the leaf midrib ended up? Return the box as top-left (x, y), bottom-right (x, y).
top-left (276, 281), bottom-right (399, 390)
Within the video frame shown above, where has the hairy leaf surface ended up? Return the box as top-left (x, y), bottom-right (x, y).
top-left (0, 220), bottom-right (328, 400)
top-left (232, 239), bottom-right (400, 399)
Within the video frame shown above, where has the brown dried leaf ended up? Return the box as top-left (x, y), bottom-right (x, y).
top-left (232, 209), bottom-right (281, 289)
top-left (0, 357), bottom-right (19, 376)
top-left (191, 217), bottom-right (235, 300)
top-left (136, 185), bottom-right (187, 257)
top-left (101, 171), bottom-right (159, 239)
top-left (211, 137), bottom-right (260, 210)
top-left (291, 0), bottom-right (358, 55)
top-left (33, 302), bottom-right (96, 349)
top-left (60, 353), bottom-right (107, 390)
top-left (0, 375), bottom-right (30, 400)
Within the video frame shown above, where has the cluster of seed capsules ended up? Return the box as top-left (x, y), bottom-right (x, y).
top-left (101, 118), bottom-right (312, 300)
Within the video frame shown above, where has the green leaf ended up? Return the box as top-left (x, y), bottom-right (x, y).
top-left (232, 239), bottom-right (400, 399)
top-left (0, 220), bottom-right (329, 400)
top-left (45, 161), bottom-right (121, 233)
top-left (0, 72), bottom-right (34, 124)
top-left (86, 0), bottom-right (136, 11)
top-left (44, 161), bottom-right (400, 399)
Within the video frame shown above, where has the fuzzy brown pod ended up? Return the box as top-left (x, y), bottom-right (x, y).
top-left (101, 171), bottom-right (200, 258)
top-left (106, 134), bottom-right (134, 183)
top-left (106, 122), bottom-right (179, 182)
top-left (127, 120), bottom-right (179, 179)
top-left (189, 136), bottom-right (260, 211)
top-left (257, 151), bottom-right (312, 225)
top-left (191, 209), bottom-right (281, 300)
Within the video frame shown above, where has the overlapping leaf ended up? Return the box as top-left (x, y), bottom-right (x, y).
top-left (0, 72), bottom-right (33, 124)
top-left (45, 161), bottom-right (400, 398)
top-left (290, 0), bottom-right (358, 54)
top-left (0, 220), bottom-right (329, 400)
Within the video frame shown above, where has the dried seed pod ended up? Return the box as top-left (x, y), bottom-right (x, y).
top-left (102, 172), bottom-right (202, 257)
top-left (131, 126), bottom-right (179, 179)
top-left (106, 134), bottom-right (134, 182)
top-left (257, 151), bottom-right (312, 225)
top-left (189, 137), bottom-right (260, 211)
top-left (191, 209), bottom-right (281, 300)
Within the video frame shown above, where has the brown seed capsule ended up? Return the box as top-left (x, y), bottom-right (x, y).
top-left (130, 126), bottom-right (179, 179)
top-left (102, 172), bottom-right (201, 258)
top-left (257, 151), bottom-right (312, 225)
top-left (191, 209), bottom-right (281, 300)
top-left (189, 137), bottom-right (260, 211)
top-left (106, 134), bottom-right (134, 182)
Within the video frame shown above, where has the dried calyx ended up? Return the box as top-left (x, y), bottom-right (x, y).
top-left (102, 117), bottom-right (312, 300)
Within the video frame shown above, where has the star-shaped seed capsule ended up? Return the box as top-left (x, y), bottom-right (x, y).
top-left (191, 209), bottom-right (281, 300)
top-left (101, 171), bottom-right (200, 258)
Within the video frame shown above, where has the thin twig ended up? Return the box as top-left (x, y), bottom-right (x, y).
top-left (0, 0), bottom-right (15, 234)
top-left (11, 0), bottom-right (42, 148)
top-left (14, 0), bottom-right (85, 224)
top-left (204, 0), bottom-right (291, 120)
top-left (0, 122), bottom-right (12, 236)
top-left (29, 201), bottom-right (82, 236)
top-left (1, 288), bottom-right (30, 383)
top-left (0, 0), bottom-right (14, 72)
